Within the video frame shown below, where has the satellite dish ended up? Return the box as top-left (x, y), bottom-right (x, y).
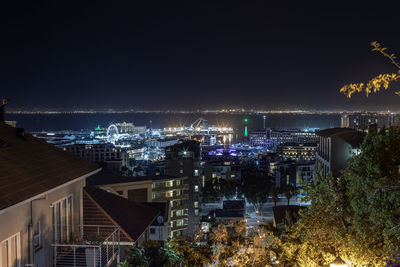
top-left (157, 216), bottom-right (164, 224)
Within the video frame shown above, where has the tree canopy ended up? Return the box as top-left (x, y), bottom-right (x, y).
top-left (277, 127), bottom-right (400, 266)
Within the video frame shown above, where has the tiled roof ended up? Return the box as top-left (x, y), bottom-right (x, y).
top-left (84, 187), bottom-right (160, 241)
top-left (141, 202), bottom-right (169, 226)
top-left (0, 123), bottom-right (100, 211)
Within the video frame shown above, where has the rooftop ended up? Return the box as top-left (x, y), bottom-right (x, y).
top-left (316, 127), bottom-right (366, 147)
top-left (0, 122), bottom-right (99, 211)
top-left (84, 187), bottom-right (160, 241)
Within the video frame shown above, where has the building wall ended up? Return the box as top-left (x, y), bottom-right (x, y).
top-left (0, 179), bottom-right (85, 267)
top-left (152, 178), bottom-right (188, 237)
top-left (99, 180), bottom-right (153, 202)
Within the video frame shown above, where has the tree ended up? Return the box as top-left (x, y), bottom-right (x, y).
top-left (125, 240), bottom-right (183, 267)
top-left (241, 172), bottom-right (273, 213)
top-left (281, 184), bottom-right (297, 206)
top-left (202, 179), bottom-right (222, 202)
top-left (340, 42), bottom-right (400, 98)
top-left (270, 187), bottom-right (280, 207)
top-left (276, 128), bottom-right (400, 266)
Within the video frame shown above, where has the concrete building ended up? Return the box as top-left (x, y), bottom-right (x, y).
top-left (276, 142), bottom-right (317, 162)
top-left (0, 122), bottom-right (121, 267)
top-left (114, 122), bottom-right (146, 135)
top-left (275, 160), bottom-right (315, 188)
top-left (145, 138), bottom-right (179, 148)
top-left (86, 171), bottom-right (188, 238)
top-left (63, 143), bottom-right (127, 171)
top-left (250, 128), bottom-right (318, 147)
top-left (165, 140), bottom-right (201, 235)
top-left (341, 113), bottom-right (378, 131)
top-left (316, 128), bottom-right (365, 177)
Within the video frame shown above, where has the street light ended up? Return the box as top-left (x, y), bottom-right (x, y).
top-left (330, 256), bottom-right (348, 267)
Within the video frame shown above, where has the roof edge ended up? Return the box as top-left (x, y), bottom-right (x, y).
top-left (0, 167), bottom-right (102, 215)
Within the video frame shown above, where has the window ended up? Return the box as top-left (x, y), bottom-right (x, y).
top-left (0, 233), bottom-right (21, 267)
top-left (150, 228), bottom-right (156, 234)
top-left (166, 191), bottom-right (173, 198)
top-left (194, 201), bottom-right (199, 208)
top-left (152, 192), bottom-right (156, 199)
top-left (166, 181), bottom-right (173, 187)
top-left (152, 183), bottom-right (156, 189)
top-left (52, 195), bottom-right (73, 243)
top-left (212, 173), bottom-right (216, 178)
top-left (177, 219), bottom-right (184, 226)
top-left (176, 179), bottom-right (181, 186)
top-left (194, 209), bottom-right (199, 216)
top-left (194, 169), bottom-right (199, 176)
top-left (170, 200), bottom-right (174, 207)
top-left (194, 185), bottom-right (199, 193)
top-left (179, 169), bottom-right (183, 174)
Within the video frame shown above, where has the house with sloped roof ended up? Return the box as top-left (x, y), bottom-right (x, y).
top-left (83, 187), bottom-right (160, 247)
top-left (0, 122), bottom-right (116, 267)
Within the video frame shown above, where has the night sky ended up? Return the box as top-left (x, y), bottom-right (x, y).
top-left (1, 1), bottom-right (400, 110)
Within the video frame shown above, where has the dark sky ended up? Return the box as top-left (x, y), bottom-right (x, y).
top-left (1, 1), bottom-right (400, 110)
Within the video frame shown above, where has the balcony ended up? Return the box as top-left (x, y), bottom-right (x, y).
top-left (52, 225), bottom-right (120, 267)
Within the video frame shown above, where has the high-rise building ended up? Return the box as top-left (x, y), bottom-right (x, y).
top-left (165, 140), bottom-right (201, 235)
top-left (341, 114), bottom-right (349, 128)
top-left (342, 113), bottom-right (378, 131)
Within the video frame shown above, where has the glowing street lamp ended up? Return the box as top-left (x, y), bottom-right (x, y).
top-left (330, 256), bottom-right (348, 267)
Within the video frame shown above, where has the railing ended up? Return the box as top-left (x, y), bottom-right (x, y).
top-left (52, 225), bottom-right (120, 267)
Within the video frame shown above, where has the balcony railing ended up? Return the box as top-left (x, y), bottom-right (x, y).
top-left (52, 225), bottom-right (120, 267)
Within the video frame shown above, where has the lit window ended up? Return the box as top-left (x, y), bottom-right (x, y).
top-left (166, 181), bottom-right (173, 187)
top-left (152, 193), bottom-right (156, 199)
top-left (180, 169), bottom-right (183, 174)
top-left (176, 179), bottom-right (181, 186)
top-left (194, 169), bottom-right (199, 176)
top-left (194, 185), bottom-right (199, 192)
top-left (176, 190), bottom-right (181, 196)
top-left (166, 191), bottom-right (174, 198)
top-left (152, 183), bottom-right (155, 189)
top-left (194, 201), bottom-right (199, 208)
top-left (194, 209), bottom-right (199, 216)
top-left (212, 173), bottom-right (216, 178)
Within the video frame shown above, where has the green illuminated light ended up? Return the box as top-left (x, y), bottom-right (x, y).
top-left (244, 126), bottom-right (248, 137)
top-left (244, 118), bottom-right (249, 123)
top-left (95, 125), bottom-right (101, 130)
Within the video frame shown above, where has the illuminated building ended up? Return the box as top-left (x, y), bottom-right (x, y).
top-left (87, 171), bottom-right (188, 238)
top-left (275, 161), bottom-right (315, 188)
top-left (276, 142), bottom-right (317, 161)
top-left (145, 138), bottom-right (179, 148)
top-left (316, 128), bottom-right (365, 177)
top-left (63, 143), bottom-right (128, 171)
top-left (341, 114), bottom-right (349, 128)
top-left (165, 140), bottom-right (201, 235)
top-left (344, 112), bottom-right (378, 131)
top-left (114, 122), bottom-right (146, 135)
top-left (249, 128), bottom-right (318, 147)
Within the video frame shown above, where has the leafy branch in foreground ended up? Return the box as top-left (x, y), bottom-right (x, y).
top-left (340, 42), bottom-right (400, 98)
